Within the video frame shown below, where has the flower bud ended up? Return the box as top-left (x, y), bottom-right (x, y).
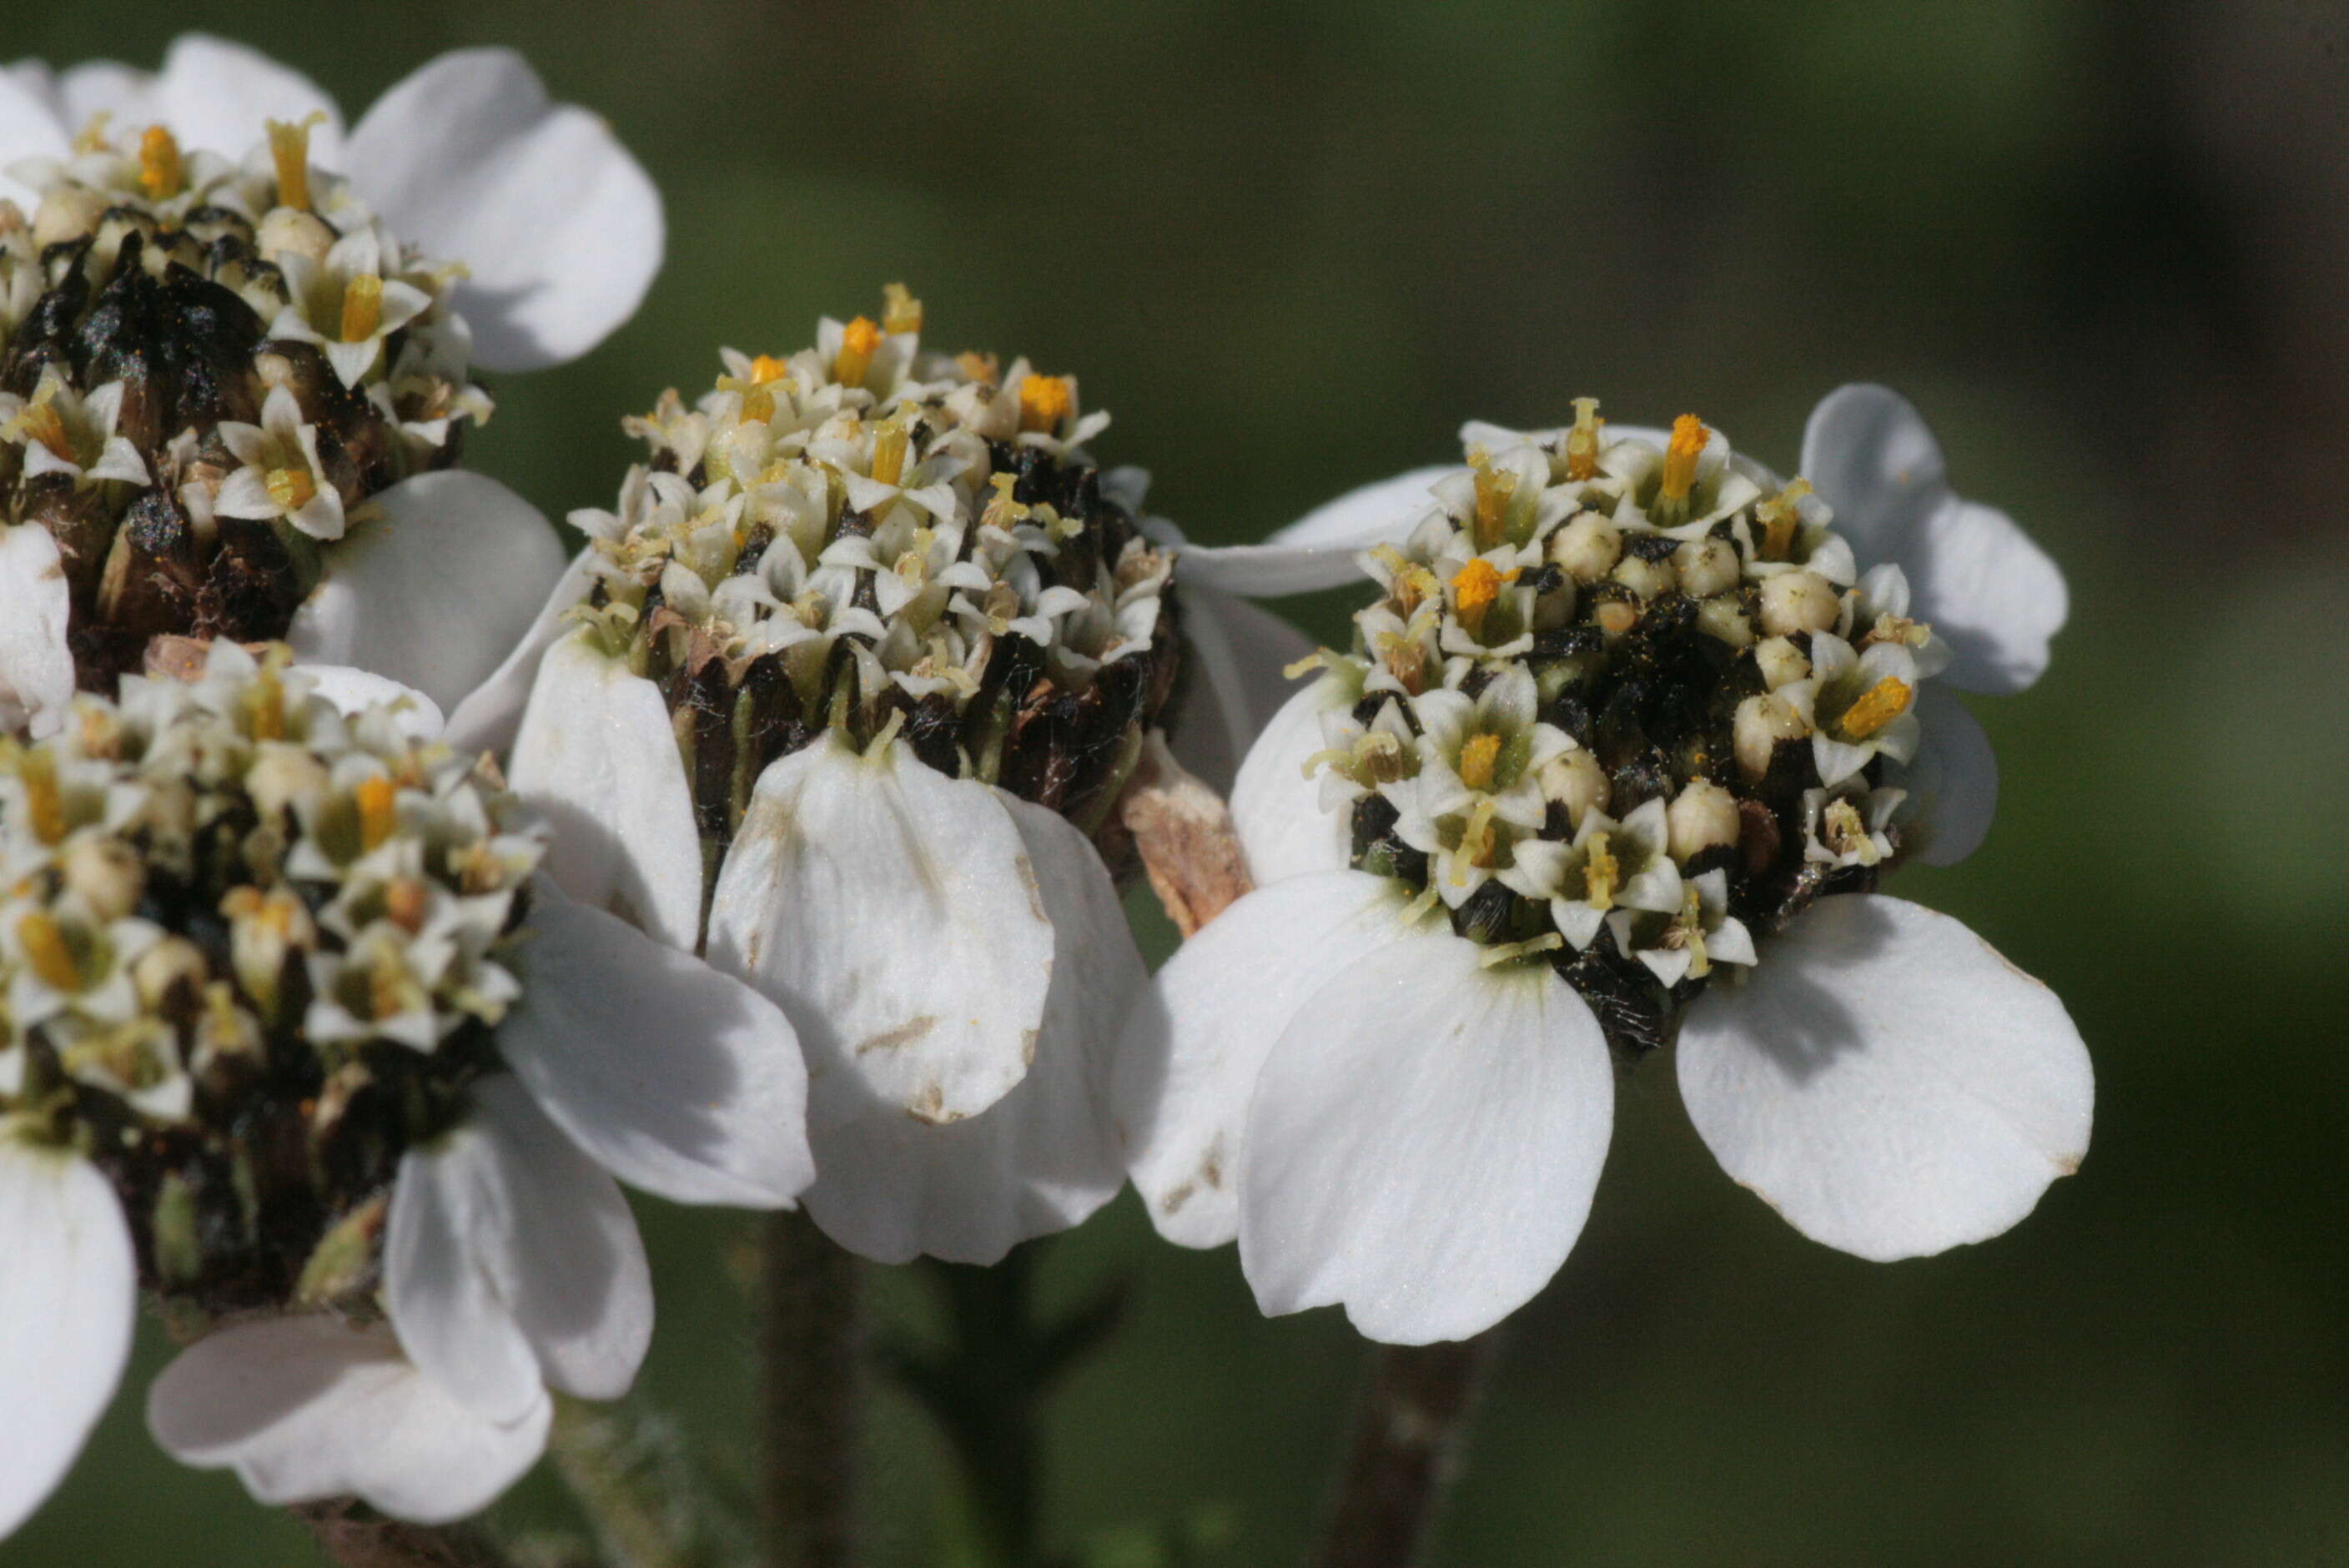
top-left (1755, 636), bottom-right (1812, 690)
top-left (1758, 570), bottom-right (1840, 636)
top-left (1540, 748), bottom-right (1611, 829)
top-left (1667, 781), bottom-right (1740, 863)
top-left (1734, 692), bottom-right (1810, 782)
top-left (1548, 512), bottom-right (1622, 583)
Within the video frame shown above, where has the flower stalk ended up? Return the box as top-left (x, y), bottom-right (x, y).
top-left (759, 1209), bottom-right (863, 1568)
top-left (292, 1501), bottom-right (516, 1568)
top-left (1310, 1332), bottom-right (1504, 1568)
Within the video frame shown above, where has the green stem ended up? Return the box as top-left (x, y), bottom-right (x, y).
top-left (758, 1209), bottom-right (863, 1568)
top-left (928, 1251), bottom-right (1044, 1567)
top-left (291, 1501), bottom-right (515, 1568)
top-left (1308, 1331), bottom-right (1505, 1568)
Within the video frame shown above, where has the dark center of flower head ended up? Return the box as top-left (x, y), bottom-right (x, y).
top-left (0, 116), bottom-right (487, 691)
top-left (1311, 405), bottom-right (1937, 1057)
top-left (0, 646), bottom-right (541, 1320)
top-left (574, 287), bottom-right (1181, 867)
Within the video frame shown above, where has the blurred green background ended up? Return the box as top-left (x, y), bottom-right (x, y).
top-left (8, 0), bottom-right (2347, 1562)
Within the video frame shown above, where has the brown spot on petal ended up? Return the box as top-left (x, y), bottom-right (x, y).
top-left (855, 1014), bottom-right (938, 1055)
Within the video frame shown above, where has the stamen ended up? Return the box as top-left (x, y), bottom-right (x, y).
top-left (21, 749), bottom-right (68, 846)
top-left (1838, 676), bottom-right (1914, 741)
top-left (866, 706), bottom-right (908, 756)
top-left (1019, 374), bottom-right (1074, 435)
top-left (1374, 628), bottom-right (1428, 695)
top-left (1458, 731), bottom-right (1502, 792)
top-left (1471, 453), bottom-right (1517, 550)
top-left (138, 125), bottom-right (182, 201)
top-left (1564, 396), bottom-right (1603, 481)
top-left (882, 283), bottom-right (923, 334)
top-left (833, 316), bottom-right (882, 385)
top-left (1659, 414), bottom-right (1707, 507)
top-left (265, 467), bottom-right (318, 511)
top-left (1757, 479), bottom-right (1812, 560)
top-left (246, 665), bottom-right (287, 742)
top-left (871, 417), bottom-right (909, 486)
top-left (1450, 559), bottom-right (1516, 639)
top-left (1677, 885), bottom-right (1711, 978)
top-left (892, 550), bottom-right (928, 588)
top-left (8, 392), bottom-right (71, 461)
top-left (340, 274), bottom-right (384, 344)
top-left (1480, 932), bottom-right (1565, 968)
top-left (1281, 650), bottom-right (1333, 679)
top-left (1370, 545), bottom-right (1441, 617)
top-left (18, 911), bottom-right (81, 991)
top-left (749, 354), bottom-right (788, 384)
top-left (956, 350), bottom-right (1000, 384)
top-left (266, 115), bottom-right (319, 210)
top-left (980, 472), bottom-right (1031, 533)
top-left (1583, 832), bottom-right (1618, 911)
top-left (355, 776), bottom-right (399, 852)
top-left (1453, 797), bottom-right (1501, 886)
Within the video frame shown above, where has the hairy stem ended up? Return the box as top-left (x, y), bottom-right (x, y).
top-left (292, 1502), bottom-right (514, 1568)
top-left (1309, 1331), bottom-right (1504, 1568)
top-left (759, 1208), bottom-right (862, 1568)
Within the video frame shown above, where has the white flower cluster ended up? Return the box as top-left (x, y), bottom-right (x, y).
top-left (0, 643), bottom-right (535, 1308)
top-left (566, 290), bottom-right (1178, 832)
top-left (0, 108), bottom-right (488, 683)
top-left (1292, 404), bottom-right (1944, 1045)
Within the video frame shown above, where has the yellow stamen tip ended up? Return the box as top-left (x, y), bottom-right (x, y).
top-left (22, 749), bottom-right (68, 846)
top-left (339, 274), bottom-right (384, 344)
top-left (1458, 731), bottom-right (1503, 793)
top-left (956, 350), bottom-right (1000, 385)
top-left (1471, 457), bottom-right (1518, 550)
top-left (1660, 413), bottom-right (1707, 505)
top-left (1838, 676), bottom-right (1914, 741)
top-left (265, 467), bottom-right (317, 512)
top-left (1018, 374), bottom-right (1074, 435)
top-left (355, 776), bottom-right (399, 852)
top-left (871, 418), bottom-right (910, 487)
top-left (881, 283), bottom-right (923, 334)
top-left (1584, 832), bottom-right (1619, 912)
top-left (1565, 396), bottom-right (1603, 481)
top-left (18, 911), bottom-right (80, 992)
top-left (266, 115), bottom-right (319, 210)
top-left (833, 316), bottom-right (883, 385)
top-left (138, 124), bottom-right (182, 201)
top-left (749, 354), bottom-right (788, 384)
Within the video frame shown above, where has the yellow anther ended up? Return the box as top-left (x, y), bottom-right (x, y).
top-left (1659, 414), bottom-right (1707, 508)
top-left (749, 354), bottom-right (788, 384)
top-left (265, 466), bottom-right (317, 511)
top-left (956, 350), bottom-right (1000, 385)
top-left (355, 775), bottom-right (399, 852)
top-left (1281, 650), bottom-right (1332, 680)
top-left (9, 392), bottom-right (71, 461)
top-left (1757, 478), bottom-right (1812, 560)
top-left (339, 274), bottom-right (384, 344)
top-left (138, 124), bottom-right (182, 201)
top-left (1565, 396), bottom-right (1603, 481)
top-left (1450, 559), bottom-right (1517, 639)
top-left (1018, 374), bottom-right (1074, 435)
top-left (1370, 545), bottom-right (1440, 617)
top-left (17, 911), bottom-right (81, 991)
top-left (871, 418), bottom-right (909, 487)
top-left (833, 316), bottom-right (882, 385)
top-left (21, 749), bottom-right (68, 846)
top-left (981, 472), bottom-right (1031, 532)
top-left (1864, 611), bottom-right (1931, 651)
top-left (1676, 885), bottom-right (1712, 978)
top-left (245, 664), bottom-right (287, 741)
top-left (1458, 731), bottom-right (1503, 792)
top-left (1471, 455), bottom-right (1517, 550)
top-left (882, 283), bottom-right (923, 334)
top-left (1480, 932), bottom-right (1565, 968)
top-left (267, 115), bottom-right (320, 210)
top-left (1838, 676), bottom-right (1914, 741)
top-left (1583, 832), bottom-right (1618, 911)
top-left (1452, 797), bottom-right (1501, 886)
top-left (1822, 797), bottom-right (1871, 859)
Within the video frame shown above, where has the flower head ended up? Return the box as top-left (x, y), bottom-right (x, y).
top-left (0, 644), bottom-right (807, 1535)
top-left (1114, 391), bottom-right (2092, 1344)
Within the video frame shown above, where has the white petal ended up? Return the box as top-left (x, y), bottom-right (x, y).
top-left (148, 1316), bottom-right (548, 1525)
top-left (441, 545), bottom-right (598, 757)
top-left (0, 524), bottom-right (74, 739)
top-left (1230, 679), bottom-right (1354, 885)
top-left (1677, 893), bottom-right (2092, 1263)
top-left (294, 664), bottom-right (445, 741)
top-left (289, 472), bottom-right (566, 715)
top-left (1115, 870), bottom-right (1416, 1251)
top-left (706, 738), bottom-right (1054, 1128)
top-left (801, 797), bottom-right (1138, 1264)
top-left (508, 628), bottom-right (703, 953)
top-left (1176, 466), bottom-right (1452, 596)
top-left (0, 1143), bottom-right (133, 1539)
top-left (389, 1076), bottom-right (649, 1418)
top-left (0, 67), bottom-right (67, 209)
top-left (1898, 683), bottom-right (1998, 867)
top-left (1239, 928), bottom-right (1614, 1344)
top-left (155, 35), bottom-right (344, 164)
top-left (498, 884), bottom-right (812, 1209)
top-left (347, 49), bottom-right (660, 371)
top-left (1798, 384), bottom-right (2065, 695)
top-left (1168, 585), bottom-right (1315, 797)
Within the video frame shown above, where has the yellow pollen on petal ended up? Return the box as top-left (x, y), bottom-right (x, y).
top-left (1019, 374), bottom-right (1074, 435)
top-left (1757, 478), bottom-right (1812, 560)
top-left (265, 466), bottom-right (317, 511)
top-left (1450, 559), bottom-right (1517, 639)
top-left (871, 418), bottom-right (909, 487)
top-left (21, 749), bottom-right (68, 846)
top-left (1565, 396), bottom-right (1603, 481)
top-left (17, 911), bottom-right (80, 991)
top-left (1458, 731), bottom-right (1502, 792)
top-left (1583, 832), bottom-right (1618, 911)
top-left (355, 776), bottom-right (399, 852)
top-left (138, 124), bottom-right (182, 201)
top-left (267, 115), bottom-right (319, 210)
top-left (882, 283), bottom-right (923, 334)
top-left (1471, 454), bottom-right (1517, 550)
top-left (1659, 414), bottom-right (1707, 505)
top-left (833, 316), bottom-right (882, 385)
top-left (1838, 676), bottom-right (1914, 741)
top-left (340, 274), bottom-right (384, 344)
